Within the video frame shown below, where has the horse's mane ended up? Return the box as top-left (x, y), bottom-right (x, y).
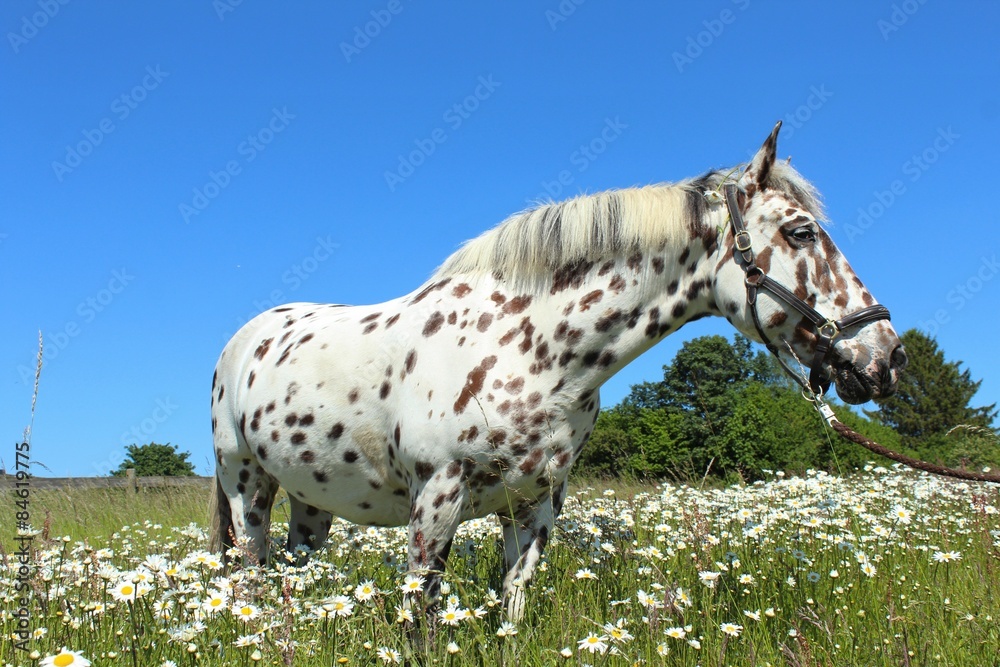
top-left (433, 160), bottom-right (824, 281)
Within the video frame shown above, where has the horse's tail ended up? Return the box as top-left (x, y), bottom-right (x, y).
top-left (208, 471), bottom-right (233, 557)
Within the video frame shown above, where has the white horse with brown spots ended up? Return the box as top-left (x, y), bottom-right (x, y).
top-left (209, 122), bottom-right (905, 621)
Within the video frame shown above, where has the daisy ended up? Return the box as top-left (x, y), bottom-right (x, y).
top-left (933, 550), bottom-right (962, 563)
top-left (327, 595), bottom-right (355, 618)
top-left (40, 648), bottom-right (91, 666)
top-left (439, 605), bottom-right (463, 626)
top-left (354, 580), bottom-right (379, 602)
top-left (232, 602), bottom-right (260, 622)
top-left (400, 573), bottom-right (424, 594)
top-left (861, 561), bottom-right (877, 577)
top-left (496, 621), bottom-right (518, 638)
top-left (891, 505), bottom-right (912, 525)
top-left (233, 634), bottom-right (261, 648)
top-left (109, 580), bottom-right (139, 602)
top-left (743, 609), bottom-right (761, 621)
top-left (721, 622), bottom-right (743, 637)
top-left (636, 589), bottom-right (661, 609)
top-left (698, 570), bottom-right (720, 588)
top-left (395, 605), bottom-right (414, 624)
top-left (446, 642), bottom-right (461, 654)
top-left (202, 590), bottom-right (229, 614)
top-left (577, 633), bottom-right (609, 654)
top-left (664, 626), bottom-right (686, 639)
top-left (574, 568), bottom-right (597, 580)
top-left (376, 647), bottom-right (401, 664)
top-left (604, 619), bottom-right (633, 643)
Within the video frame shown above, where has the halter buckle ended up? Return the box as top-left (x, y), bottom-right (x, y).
top-left (734, 230), bottom-right (753, 253)
top-left (817, 320), bottom-right (839, 340)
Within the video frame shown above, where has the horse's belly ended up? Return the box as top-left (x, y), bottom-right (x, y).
top-left (265, 457), bottom-right (412, 527)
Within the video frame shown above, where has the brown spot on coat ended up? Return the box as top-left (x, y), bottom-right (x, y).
top-left (452, 283), bottom-right (473, 298)
top-left (477, 312), bottom-right (493, 332)
top-left (550, 259), bottom-right (594, 294)
top-left (423, 312), bottom-right (445, 336)
top-left (411, 278), bottom-right (452, 305)
top-left (578, 290), bottom-right (604, 311)
top-left (254, 338), bottom-right (273, 360)
top-left (454, 355), bottom-right (498, 414)
top-left (503, 295), bottom-right (533, 315)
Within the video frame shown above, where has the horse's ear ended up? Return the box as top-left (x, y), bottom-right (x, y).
top-left (740, 121), bottom-right (782, 193)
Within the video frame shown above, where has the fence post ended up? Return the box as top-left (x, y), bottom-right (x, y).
top-left (126, 468), bottom-right (138, 493)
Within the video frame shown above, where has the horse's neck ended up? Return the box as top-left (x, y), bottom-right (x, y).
top-left (523, 242), bottom-right (720, 398)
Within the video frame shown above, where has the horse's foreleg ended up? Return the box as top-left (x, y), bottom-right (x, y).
top-left (405, 471), bottom-right (467, 641)
top-left (499, 479), bottom-right (566, 622)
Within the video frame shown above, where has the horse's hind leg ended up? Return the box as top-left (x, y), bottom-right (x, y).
top-left (214, 416), bottom-right (279, 564)
top-left (286, 494), bottom-right (333, 562)
top-left (498, 480), bottom-right (567, 622)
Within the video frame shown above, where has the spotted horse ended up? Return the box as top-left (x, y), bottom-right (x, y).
top-left (209, 122), bottom-right (906, 621)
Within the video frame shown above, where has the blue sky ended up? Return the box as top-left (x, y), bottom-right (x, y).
top-left (2, 2), bottom-right (998, 477)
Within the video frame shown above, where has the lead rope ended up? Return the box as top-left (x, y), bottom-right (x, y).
top-left (807, 396), bottom-right (1000, 484)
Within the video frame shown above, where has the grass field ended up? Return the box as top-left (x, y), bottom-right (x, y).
top-left (2, 468), bottom-right (999, 666)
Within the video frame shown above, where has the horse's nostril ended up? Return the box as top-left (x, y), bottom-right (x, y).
top-left (891, 345), bottom-right (908, 370)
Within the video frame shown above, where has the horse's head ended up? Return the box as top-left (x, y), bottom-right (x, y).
top-left (713, 122), bottom-right (906, 404)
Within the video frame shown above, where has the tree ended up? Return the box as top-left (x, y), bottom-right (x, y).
top-left (867, 329), bottom-right (997, 465)
top-left (112, 442), bottom-right (196, 477)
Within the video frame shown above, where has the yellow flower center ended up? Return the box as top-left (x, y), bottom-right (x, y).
top-left (54, 654), bottom-right (75, 667)
top-left (241, 606), bottom-right (253, 616)
top-left (210, 598), bottom-right (223, 607)
top-left (121, 585), bottom-right (134, 596)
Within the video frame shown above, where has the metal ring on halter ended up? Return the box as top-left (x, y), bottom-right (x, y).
top-left (817, 321), bottom-right (839, 340)
top-left (744, 266), bottom-right (765, 288)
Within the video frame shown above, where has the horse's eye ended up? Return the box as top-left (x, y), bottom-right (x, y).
top-left (790, 227), bottom-right (817, 244)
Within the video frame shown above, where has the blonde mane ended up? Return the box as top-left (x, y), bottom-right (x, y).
top-left (433, 161), bottom-right (823, 282)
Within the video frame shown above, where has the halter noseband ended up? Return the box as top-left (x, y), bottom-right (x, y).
top-left (722, 182), bottom-right (891, 396)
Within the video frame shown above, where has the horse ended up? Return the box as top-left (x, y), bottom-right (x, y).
top-left (208, 121), bottom-right (906, 621)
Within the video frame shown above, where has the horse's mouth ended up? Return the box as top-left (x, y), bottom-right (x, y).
top-left (829, 359), bottom-right (896, 405)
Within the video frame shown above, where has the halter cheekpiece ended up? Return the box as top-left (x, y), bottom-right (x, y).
top-left (722, 182), bottom-right (891, 396)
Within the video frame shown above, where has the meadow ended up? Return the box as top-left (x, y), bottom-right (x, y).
top-left (2, 467), bottom-right (999, 666)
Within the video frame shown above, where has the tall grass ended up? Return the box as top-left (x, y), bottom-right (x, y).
top-left (3, 467), bottom-right (999, 666)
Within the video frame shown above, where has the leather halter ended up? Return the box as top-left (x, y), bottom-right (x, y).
top-left (722, 182), bottom-right (891, 396)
